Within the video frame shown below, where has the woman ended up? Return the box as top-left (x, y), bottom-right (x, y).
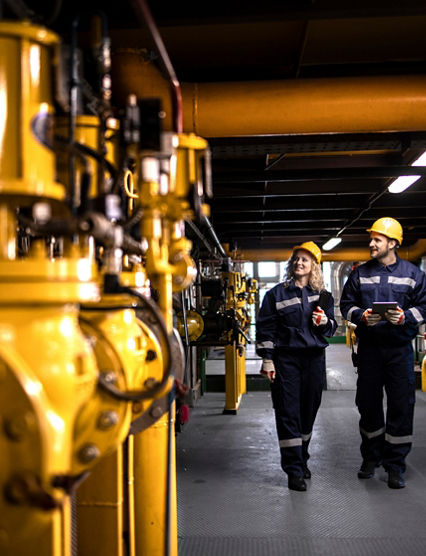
top-left (256, 241), bottom-right (337, 491)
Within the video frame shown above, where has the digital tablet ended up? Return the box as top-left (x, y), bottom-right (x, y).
top-left (372, 302), bottom-right (398, 316)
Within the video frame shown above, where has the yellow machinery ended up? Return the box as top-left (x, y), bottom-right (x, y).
top-left (0, 21), bottom-right (101, 556)
top-left (222, 268), bottom-right (258, 414)
top-left (0, 12), bottom-right (210, 556)
top-left (177, 261), bottom-right (258, 414)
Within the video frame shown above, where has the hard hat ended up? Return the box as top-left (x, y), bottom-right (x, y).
top-left (292, 241), bottom-right (322, 264)
top-left (366, 217), bottom-right (403, 245)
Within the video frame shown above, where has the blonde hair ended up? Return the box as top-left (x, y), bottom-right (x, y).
top-left (283, 253), bottom-right (325, 292)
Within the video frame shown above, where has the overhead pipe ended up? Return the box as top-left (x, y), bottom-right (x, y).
top-left (240, 239), bottom-right (426, 263)
top-left (111, 55), bottom-right (426, 137)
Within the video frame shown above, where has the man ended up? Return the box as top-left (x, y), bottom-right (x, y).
top-left (340, 217), bottom-right (426, 488)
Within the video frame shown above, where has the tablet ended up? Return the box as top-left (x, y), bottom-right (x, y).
top-left (372, 302), bottom-right (398, 316)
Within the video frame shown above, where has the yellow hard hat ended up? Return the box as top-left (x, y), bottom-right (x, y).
top-left (366, 217), bottom-right (403, 245)
top-left (292, 241), bottom-right (322, 264)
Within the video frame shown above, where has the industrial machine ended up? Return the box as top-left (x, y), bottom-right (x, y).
top-left (177, 257), bottom-right (258, 414)
top-left (0, 4), bottom-right (211, 556)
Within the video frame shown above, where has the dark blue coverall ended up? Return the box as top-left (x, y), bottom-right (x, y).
top-left (340, 255), bottom-right (426, 473)
top-left (256, 281), bottom-right (337, 477)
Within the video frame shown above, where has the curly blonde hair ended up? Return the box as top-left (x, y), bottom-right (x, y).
top-left (283, 253), bottom-right (325, 292)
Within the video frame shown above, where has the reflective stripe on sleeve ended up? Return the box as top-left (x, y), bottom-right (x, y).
top-left (385, 433), bottom-right (413, 444)
top-left (347, 306), bottom-right (361, 321)
top-left (408, 307), bottom-right (423, 323)
top-left (360, 426), bottom-right (385, 439)
top-left (279, 438), bottom-right (302, 448)
top-left (256, 341), bottom-right (274, 349)
top-left (359, 276), bottom-right (381, 284)
top-left (307, 294), bottom-right (319, 303)
top-left (388, 276), bottom-right (416, 289)
top-left (276, 297), bottom-right (301, 310)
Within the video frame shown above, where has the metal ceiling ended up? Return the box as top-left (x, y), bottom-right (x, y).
top-left (18, 0), bottom-right (426, 258)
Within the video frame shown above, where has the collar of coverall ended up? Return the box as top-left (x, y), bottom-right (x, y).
top-left (370, 252), bottom-right (400, 272)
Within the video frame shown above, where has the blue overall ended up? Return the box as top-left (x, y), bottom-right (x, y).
top-left (340, 255), bottom-right (426, 472)
top-left (257, 281), bottom-right (337, 477)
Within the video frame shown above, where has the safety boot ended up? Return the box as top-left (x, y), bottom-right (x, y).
top-left (288, 475), bottom-right (307, 491)
top-left (357, 460), bottom-right (377, 479)
top-left (302, 463), bottom-right (311, 479)
top-left (388, 470), bottom-right (405, 489)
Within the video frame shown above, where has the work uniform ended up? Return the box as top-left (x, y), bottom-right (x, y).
top-left (340, 255), bottom-right (426, 473)
top-left (256, 281), bottom-right (337, 477)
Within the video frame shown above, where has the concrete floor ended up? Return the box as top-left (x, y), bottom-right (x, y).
top-left (176, 344), bottom-right (426, 555)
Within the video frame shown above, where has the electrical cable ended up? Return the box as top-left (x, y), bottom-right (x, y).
top-left (44, 0), bottom-right (63, 25)
top-left (123, 207), bottom-right (143, 230)
top-left (54, 135), bottom-right (118, 182)
top-left (129, 0), bottom-right (183, 133)
top-left (96, 286), bottom-right (174, 402)
top-left (164, 383), bottom-right (174, 556)
top-left (2, 0), bottom-right (38, 21)
top-left (180, 290), bottom-right (191, 388)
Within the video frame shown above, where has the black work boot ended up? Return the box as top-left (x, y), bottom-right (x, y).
top-left (357, 461), bottom-right (377, 479)
top-left (388, 469), bottom-right (405, 489)
top-left (302, 463), bottom-right (311, 479)
top-left (288, 475), bottom-right (307, 491)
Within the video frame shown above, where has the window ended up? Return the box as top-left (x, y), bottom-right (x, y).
top-left (243, 261), bottom-right (254, 277)
top-left (258, 261), bottom-right (278, 278)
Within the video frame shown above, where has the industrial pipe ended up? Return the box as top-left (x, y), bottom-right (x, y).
top-left (111, 53), bottom-right (426, 137)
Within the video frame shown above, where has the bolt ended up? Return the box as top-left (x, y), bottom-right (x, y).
top-left (4, 473), bottom-right (58, 510)
top-left (144, 377), bottom-right (158, 389)
top-left (102, 371), bottom-right (117, 384)
top-left (145, 349), bottom-right (157, 361)
top-left (132, 402), bottom-right (143, 414)
top-left (97, 411), bottom-right (119, 430)
top-left (78, 444), bottom-right (100, 464)
top-left (4, 413), bottom-right (33, 441)
top-left (150, 405), bottom-right (164, 419)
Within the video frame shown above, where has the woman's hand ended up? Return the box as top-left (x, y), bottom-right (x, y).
top-left (260, 359), bottom-right (275, 382)
top-left (312, 306), bottom-right (328, 326)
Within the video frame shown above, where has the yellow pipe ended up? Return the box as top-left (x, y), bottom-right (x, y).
top-left (182, 77), bottom-right (426, 137)
top-left (126, 436), bottom-right (136, 556)
top-left (224, 343), bottom-right (241, 413)
top-left (132, 412), bottom-right (177, 556)
top-left (76, 450), bottom-right (125, 556)
top-left (111, 52), bottom-right (426, 137)
top-left (239, 239), bottom-right (426, 262)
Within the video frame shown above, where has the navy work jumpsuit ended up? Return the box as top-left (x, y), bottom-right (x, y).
top-left (256, 281), bottom-right (337, 477)
top-left (340, 255), bottom-right (426, 473)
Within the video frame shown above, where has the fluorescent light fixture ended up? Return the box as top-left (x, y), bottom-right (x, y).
top-left (388, 151), bottom-right (426, 193)
top-left (322, 237), bottom-right (342, 251)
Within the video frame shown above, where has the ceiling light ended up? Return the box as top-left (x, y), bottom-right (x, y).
top-left (322, 237), bottom-right (342, 251)
top-left (388, 151), bottom-right (426, 194)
